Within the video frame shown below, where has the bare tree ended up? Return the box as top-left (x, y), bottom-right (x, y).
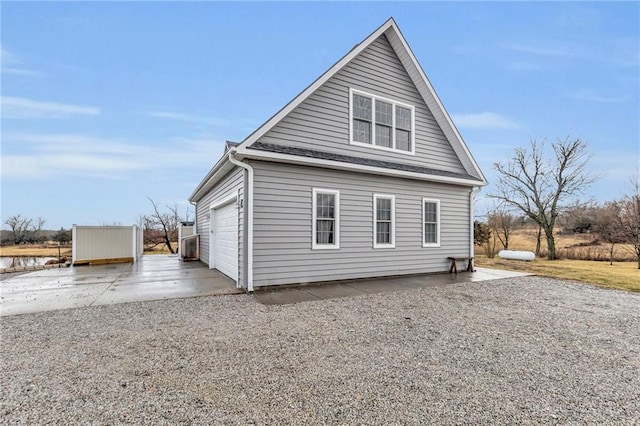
top-left (4, 214), bottom-right (46, 245)
top-left (490, 137), bottom-right (596, 260)
top-left (52, 227), bottom-right (72, 245)
top-left (615, 179), bottom-right (640, 269)
top-left (560, 200), bottom-right (598, 234)
top-left (144, 198), bottom-right (182, 254)
top-left (487, 205), bottom-right (518, 250)
top-left (5, 215), bottom-right (33, 245)
top-left (534, 224), bottom-right (543, 256)
top-left (594, 202), bottom-right (626, 265)
top-left (29, 217), bottom-right (46, 244)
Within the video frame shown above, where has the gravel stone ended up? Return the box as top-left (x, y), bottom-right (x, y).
top-left (1, 276), bottom-right (639, 424)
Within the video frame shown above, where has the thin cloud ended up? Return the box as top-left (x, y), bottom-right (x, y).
top-left (1, 132), bottom-right (222, 180)
top-left (142, 110), bottom-right (228, 126)
top-left (500, 41), bottom-right (572, 57)
top-left (2, 97), bottom-right (100, 119)
top-left (452, 112), bottom-right (519, 129)
top-left (1, 46), bottom-right (39, 77)
top-left (566, 89), bottom-right (633, 104)
top-left (499, 37), bottom-right (639, 68)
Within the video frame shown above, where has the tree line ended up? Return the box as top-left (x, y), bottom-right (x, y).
top-left (476, 137), bottom-right (639, 268)
top-left (1, 215), bottom-right (72, 246)
top-left (3, 199), bottom-right (190, 254)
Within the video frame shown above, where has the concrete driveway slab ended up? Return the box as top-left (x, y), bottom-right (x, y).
top-left (253, 288), bottom-right (321, 305)
top-left (304, 284), bottom-right (368, 299)
top-left (0, 255), bottom-right (240, 316)
top-left (254, 268), bottom-right (533, 305)
top-left (94, 277), bottom-right (241, 306)
top-left (347, 280), bottom-right (415, 293)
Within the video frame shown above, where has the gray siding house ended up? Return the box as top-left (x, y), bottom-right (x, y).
top-left (189, 18), bottom-right (487, 291)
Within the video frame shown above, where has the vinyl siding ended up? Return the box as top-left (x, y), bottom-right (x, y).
top-left (257, 34), bottom-right (466, 175)
top-left (385, 29), bottom-right (483, 181)
top-left (251, 160), bottom-right (471, 287)
top-left (195, 167), bottom-right (245, 286)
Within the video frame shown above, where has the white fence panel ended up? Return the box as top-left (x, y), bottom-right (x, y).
top-left (72, 225), bottom-right (140, 265)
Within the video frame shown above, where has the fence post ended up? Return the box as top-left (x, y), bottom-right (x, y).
top-left (72, 224), bottom-right (77, 265)
top-left (132, 225), bottom-right (137, 263)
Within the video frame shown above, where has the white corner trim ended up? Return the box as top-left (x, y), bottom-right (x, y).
top-left (373, 193), bottom-right (396, 249)
top-left (422, 197), bottom-right (441, 248)
top-left (312, 188), bottom-right (340, 250)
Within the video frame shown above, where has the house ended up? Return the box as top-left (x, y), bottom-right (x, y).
top-left (188, 18), bottom-right (487, 292)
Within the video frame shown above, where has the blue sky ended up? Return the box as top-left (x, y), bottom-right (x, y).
top-left (2, 2), bottom-right (638, 229)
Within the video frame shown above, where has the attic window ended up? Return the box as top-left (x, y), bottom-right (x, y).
top-left (349, 89), bottom-right (415, 154)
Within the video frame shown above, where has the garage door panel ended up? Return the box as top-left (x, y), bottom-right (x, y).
top-left (213, 202), bottom-right (238, 281)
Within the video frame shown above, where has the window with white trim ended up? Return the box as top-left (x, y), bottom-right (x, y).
top-left (350, 89), bottom-right (415, 154)
top-left (312, 188), bottom-right (340, 249)
top-left (373, 194), bottom-right (395, 248)
top-left (422, 198), bottom-right (440, 247)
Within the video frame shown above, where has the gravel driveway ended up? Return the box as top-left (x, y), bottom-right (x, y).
top-left (2, 276), bottom-right (639, 424)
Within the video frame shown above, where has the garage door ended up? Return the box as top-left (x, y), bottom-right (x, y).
top-left (212, 201), bottom-right (238, 281)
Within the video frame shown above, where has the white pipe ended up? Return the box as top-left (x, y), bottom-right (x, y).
top-left (228, 149), bottom-right (254, 292)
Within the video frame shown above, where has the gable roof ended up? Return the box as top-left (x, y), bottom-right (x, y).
top-left (236, 17), bottom-right (487, 185)
top-left (190, 18), bottom-right (487, 203)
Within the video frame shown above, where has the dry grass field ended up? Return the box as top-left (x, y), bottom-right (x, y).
top-left (476, 228), bottom-right (639, 292)
top-left (0, 242), bottom-right (177, 257)
top-left (0, 244), bottom-right (72, 257)
top-left (476, 257), bottom-right (639, 292)
top-left (143, 242), bottom-right (178, 254)
top-left (489, 228), bottom-right (637, 262)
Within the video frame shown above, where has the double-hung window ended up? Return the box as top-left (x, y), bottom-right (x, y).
top-left (350, 89), bottom-right (415, 154)
top-left (422, 198), bottom-right (440, 247)
top-left (312, 188), bottom-right (340, 249)
top-left (373, 194), bottom-right (395, 248)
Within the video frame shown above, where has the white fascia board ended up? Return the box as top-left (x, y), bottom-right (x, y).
top-left (236, 18), bottom-right (396, 155)
top-left (188, 156), bottom-right (235, 203)
top-left (237, 150), bottom-right (486, 187)
top-left (384, 25), bottom-right (487, 184)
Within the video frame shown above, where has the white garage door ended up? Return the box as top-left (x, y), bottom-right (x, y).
top-left (212, 201), bottom-right (238, 281)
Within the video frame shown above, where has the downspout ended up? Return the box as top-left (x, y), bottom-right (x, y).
top-left (228, 149), bottom-right (254, 292)
top-left (469, 187), bottom-right (481, 259)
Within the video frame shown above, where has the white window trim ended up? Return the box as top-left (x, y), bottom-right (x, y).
top-left (312, 188), bottom-right (340, 250)
top-left (373, 194), bottom-right (396, 249)
top-left (349, 88), bottom-right (416, 155)
top-left (422, 197), bottom-right (441, 248)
